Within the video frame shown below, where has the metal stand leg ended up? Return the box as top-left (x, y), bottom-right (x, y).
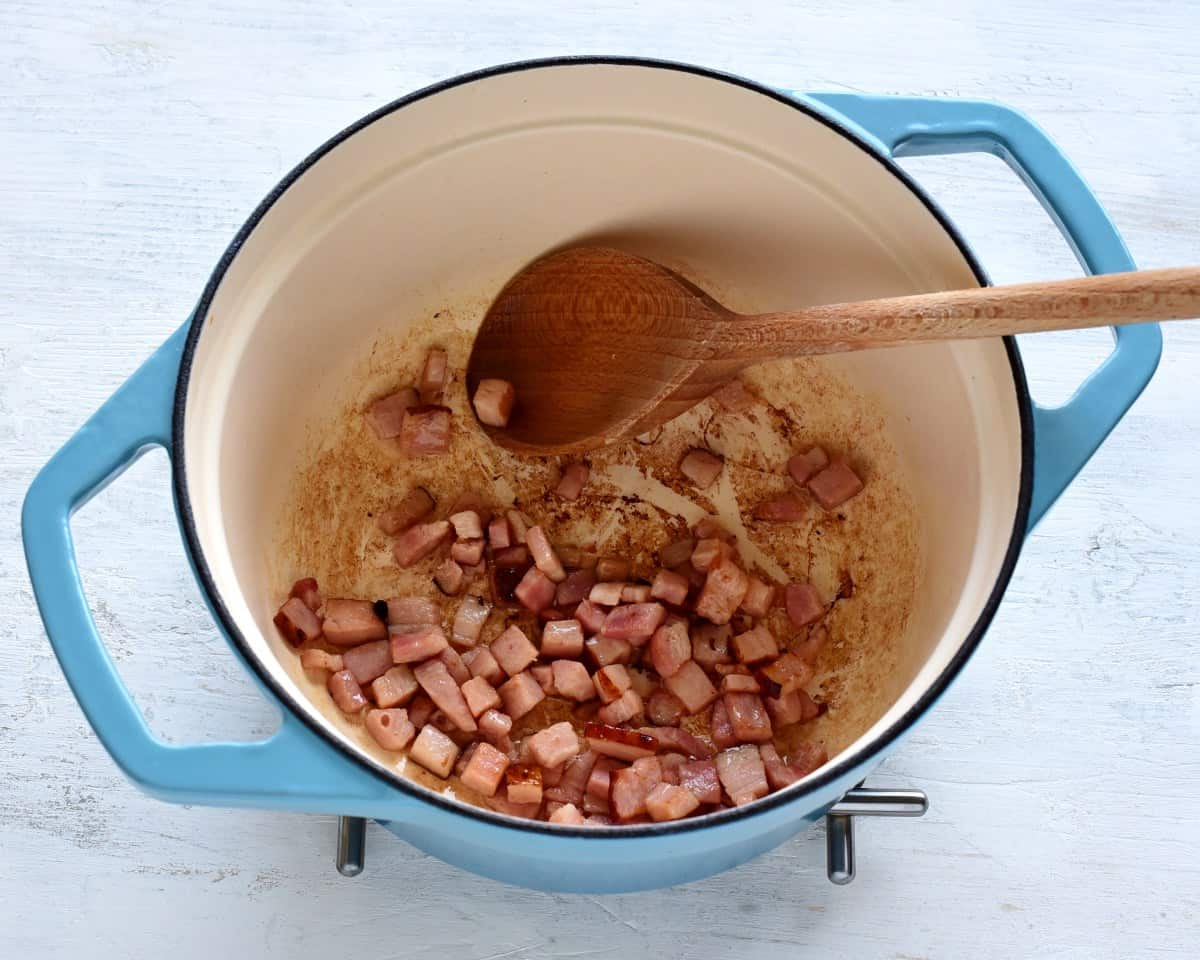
top-left (336, 816), bottom-right (366, 877)
top-left (825, 787), bottom-right (927, 885)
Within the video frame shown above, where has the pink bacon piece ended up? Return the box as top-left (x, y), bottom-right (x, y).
top-left (716, 744), bottom-right (769, 806)
top-left (645, 688), bottom-right (684, 726)
top-left (386, 596), bottom-right (440, 628)
top-left (621, 584), bottom-right (652, 603)
top-left (585, 723), bottom-right (657, 761)
top-left (390, 624), bottom-right (449, 663)
top-left (555, 570), bottom-right (596, 608)
top-left (464, 645), bottom-right (505, 685)
top-left (602, 602), bottom-right (667, 642)
top-left (300, 648), bottom-right (343, 673)
top-left (410, 724), bottom-right (460, 778)
top-left (459, 741), bottom-right (510, 797)
top-left (419, 347), bottom-right (448, 403)
top-left (596, 689), bottom-right (644, 725)
top-left (451, 595), bottom-right (490, 648)
top-left (488, 516), bottom-right (512, 550)
top-left (322, 599), bottom-right (386, 646)
top-left (531, 663), bottom-right (555, 695)
top-left (724, 692), bottom-right (773, 743)
top-left (709, 697), bottom-right (738, 749)
top-left (548, 803), bottom-right (586, 825)
top-left (434, 557), bottom-right (465, 596)
top-left (740, 576), bottom-right (774, 618)
top-left (762, 652), bottom-right (814, 694)
top-left (679, 448), bottom-right (725, 490)
top-left (785, 583), bottom-right (825, 627)
top-left (787, 446), bottom-right (829, 485)
top-left (364, 387), bottom-right (419, 439)
top-left (506, 763), bottom-right (543, 806)
top-left (378, 487), bottom-right (436, 536)
top-left (545, 750), bottom-right (597, 805)
top-left (695, 558), bottom-right (750, 626)
top-left (650, 568), bottom-right (689, 606)
top-left (541, 619), bottom-right (585, 658)
top-left (692, 621), bottom-right (733, 669)
top-left (551, 660), bottom-right (595, 702)
top-left (806, 459), bottom-right (865, 510)
top-left (393, 520), bottom-right (453, 567)
top-left (732, 624), bottom-right (779, 665)
top-left (593, 664), bottom-right (632, 704)
top-left (490, 624), bottom-right (539, 676)
top-left (721, 673), bottom-right (761, 694)
top-left (473, 379), bottom-right (516, 427)
top-left (461, 676), bottom-right (501, 717)
top-left (753, 491), bottom-right (807, 522)
top-left (414, 659), bottom-right (477, 732)
top-left (449, 509), bottom-right (483, 540)
top-left (588, 581), bottom-right (626, 606)
top-left (498, 671), bottom-right (546, 720)
top-left (645, 783), bottom-right (701, 822)
top-left (585, 635), bottom-right (633, 669)
top-left (451, 538), bottom-right (485, 566)
top-left (342, 639), bottom-right (393, 685)
top-left (399, 404), bottom-right (452, 456)
top-left (637, 726), bottom-right (714, 759)
top-left (289, 577), bottom-right (321, 612)
top-left (274, 596), bottom-right (323, 646)
top-left (514, 566), bottom-right (557, 613)
top-left (659, 538), bottom-right (696, 568)
top-left (678, 759), bottom-right (722, 804)
top-left (372, 664), bottom-right (418, 708)
top-left (327, 669), bottom-right (368, 714)
top-left (766, 688), bottom-right (824, 727)
top-left (365, 708), bottom-right (415, 751)
top-left (691, 538), bottom-right (733, 573)
top-left (528, 721), bottom-right (581, 768)
top-left (574, 598), bottom-right (609, 635)
top-left (664, 660), bottom-right (719, 714)
top-left (649, 620), bottom-right (691, 678)
top-left (555, 462), bottom-right (590, 501)
top-left (526, 526), bottom-right (566, 583)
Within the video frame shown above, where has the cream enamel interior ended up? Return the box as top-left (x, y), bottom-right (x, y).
top-left (182, 63), bottom-right (1023, 808)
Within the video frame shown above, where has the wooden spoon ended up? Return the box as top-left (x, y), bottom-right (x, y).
top-left (466, 246), bottom-right (1199, 455)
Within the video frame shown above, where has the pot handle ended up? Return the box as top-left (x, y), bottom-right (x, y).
top-left (806, 93), bottom-right (1162, 528)
top-left (21, 323), bottom-right (406, 819)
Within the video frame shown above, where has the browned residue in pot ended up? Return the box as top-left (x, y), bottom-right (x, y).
top-left (272, 308), bottom-right (920, 801)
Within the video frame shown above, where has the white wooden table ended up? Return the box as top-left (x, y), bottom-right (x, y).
top-left (4, 2), bottom-right (1198, 957)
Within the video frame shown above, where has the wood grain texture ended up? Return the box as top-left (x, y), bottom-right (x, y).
top-left (3, 2), bottom-right (1199, 958)
top-left (470, 246), bottom-right (1200, 453)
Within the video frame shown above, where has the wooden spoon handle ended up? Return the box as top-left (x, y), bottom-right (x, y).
top-left (739, 266), bottom-right (1200, 358)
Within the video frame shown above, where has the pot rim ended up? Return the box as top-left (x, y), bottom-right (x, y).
top-left (171, 55), bottom-right (1034, 838)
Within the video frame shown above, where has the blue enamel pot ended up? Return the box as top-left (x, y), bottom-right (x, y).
top-left (22, 58), bottom-right (1160, 893)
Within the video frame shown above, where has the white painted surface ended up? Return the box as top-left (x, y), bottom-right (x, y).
top-left (3, 1), bottom-right (1198, 957)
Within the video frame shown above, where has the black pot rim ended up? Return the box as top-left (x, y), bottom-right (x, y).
top-left (171, 55), bottom-right (1034, 840)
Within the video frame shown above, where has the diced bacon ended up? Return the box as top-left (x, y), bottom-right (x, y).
top-left (645, 782), bottom-right (701, 821)
top-left (487, 516), bottom-right (512, 550)
top-left (593, 665), bottom-right (632, 704)
top-left (627, 667), bottom-right (656, 699)
top-left (621, 584), bottom-right (652, 603)
top-left (658, 752), bottom-right (687, 784)
top-left (767, 688), bottom-right (824, 727)
top-left (274, 596), bottom-right (323, 647)
top-left (494, 545), bottom-right (530, 567)
top-left (789, 742), bottom-right (829, 776)
top-left (678, 759), bottom-right (721, 804)
top-left (716, 744), bottom-right (769, 806)
top-left (414, 659), bottom-right (477, 732)
top-left (342, 639), bottom-right (393, 685)
top-left (300, 648), bottom-right (343, 673)
top-left (709, 697), bottom-right (738, 749)
top-left (597, 689), bottom-right (643, 725)
top-left (660, 538), bottom-right (697, 568)
top-left (473, 379), bottom-right (516, 427)
top-left (506, 510), bottom-right (531, 543)
top-left (762, 652), bottom-right (814, 693)
top-left (365, 707), bottom-right (415, 751)
top-left (461, 676), bottom-right (501, 717)
top-left (695, 559), bottom-right (750, 625)
top-left (588, 582), bottom-right (626, 606)
top-left (322, 599), bottom-right (386, 646)
top-left (433, 557), bottom-right (465, 596)
top-left (691, 538), bottom-right (733, 572)
top-left (410, 724), bottom-right (460, 778)
top-left (490, 624), bottom-right (539, 676)
top-left (378, 487), bottom-right (436, 535)
top-left (545, 750), bottom-right (598, 805)
top-left (548, 802), bottom-right (586, 824)
top-left (721, 673), bottom-right (761, 694)
top-left (574, 599), bottom-right (609, 635)
top-left (807, 459), bottom-right (865, 510)
top-left (637, 726), bottom-right (714, 759)
top-left (595, 557), bottom-right (631, 582)
top-left (785, 582), bottom-right (825, 627)
top-left (712, 378), bottom-right (757, 412)
top-left (732, 624), bottom-right (779, 665)
top-left (664, 660), bottom-right (719, 714)
top-left (478, 708), bottom-right (513, 742)
top-left (399, 404), bottom-right (452, 456)
top-left (793, 624), bottom-right (830, 664)
top-left (586, 759), bottom-right (617, 800)
top-left (514, 566), bottom-right (557, 613)
top-left (385, 596), bottom-right (440, 627)
top-left (365, 387), bottom-right (419, 439)
top-left (498, 671), bottom-right (546, 720)
top-left (585, 635), bottom-right (633, 668)
top-left (526, 526), bottom-right (566, 583)
top-left (602, 603), bottom-right (666, 642)
top-left (289, 577), bottom-right (322, 612)
top-left (715, 662), bottom-right (752, 677)
top-left (371, 665), bottom-right (418, 708)
top-left (550, 660), bottom-right (594, 702)
top-left (692, 622), bottom-right (733, 668)
top-left (649, 620), bottom-right (691, 678)
top-left (694, 517), bottom-right (736, 542)
top-left (528, 721), bottom-right (580, 768)
top-left (787, 446), bottom-right (829, 485)
top-left (450, 595), bottom-right (490, 648)
top-left (555, 462), bottom-right (590, 501)
top-left (541, 619), bottom-right (585, 659)
top-left (390, 625), bottom-right (449, 662)
top-left (650, 568), bottom-right (689, 606)
top-left (450, 538), bottom-right (485, 566)
top-left (645, 688), bottom-right (684, 725)
top-left (327, 669), bottom-right (368, 714)
top-left (610, 766), bottom-right (655, 821)
top-left (418, 347), bottom-right (448, 403)
top-left (484, 794), bottom-right (542, 819)
top-left (406, 693), bottom-right (435, 728)
top-left (458, 740), bottom-right (510, 797)
top-left (753, 491), bottom-right (807, 522)
top-left (557, 545), bottom-right (597, 570)
top-left (585, 722), bottom-right (657, 761)
top-left (447, 510), bottom-right (482, 541)
top-left (393, 520), bottom-right (452, 567)
top-left (463, 645), bottom-right (505, 685)
top-left (740, 576), bottom-right (774, 618)
top-left (679, 448), bottom-right (724, 489)
top-left (555, 570), bottom-right (596, 608)
top-left (531, 663), bottom-right (556, 694)
top-left (724, 692), bottom-right (773, 743)
top-left (439, 646), bottom-right (470, 684)
top-left (506, 763), bottom-right (543, 805)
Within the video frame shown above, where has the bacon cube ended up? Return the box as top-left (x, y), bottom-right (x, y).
top-left (766, 688), bottom-right (823, 727)
top-left (548, 802), bottom-right (586, 824)
top-left (451, 538), bottom-right (485, 566)
top-left (490, 624), bottom-right (539, 676)
top-left (621, 584), bottom-right (652, 603)
top-left (393, 519), bottom-right (452, 567)
top-left (526, 526), bottom-right (566, 583)
top-left (364, 387), bottom-right (418, 439)
top-left (721, 673), bottom-right (761, 694)
top-left (289, 577), bottom-right (322, 612)
top-left (473, 378), bottom-right (516, 427)
top-left (597, 689), bottom-right (643, 725)
top-left (365, 707), bottom-right (415, 751)
top-left (732, 625), bottom-right (779, 665)
top-left (414, 659), bottom-right (477, 732)
top-left (274, 596), bottom-right (323, 646)
top-left (649, 620), bottom-right (691, 678)
top-left (588, 581), bottom-right (626, 606)
top-left (378, 487), bottom-right (436, 535)
top-left (585, 722), bottom-right (657, 761)
top-left (787, 446), bottom-right (829, 485)
top-left (460, 676), bottom-right (502, 717)
top-left (399, 404), bottom-right (452, 456)
top-left (300, 648), bottom-right (343, 673)
top-left (498, 671), bottom-right (546, 719)
top-left (602, 602), bottom-right (666, 642)
top-left (322, 599), bottom-right (386, 646)
top-left (555, 570), bottom-right (596, 608)
top-left (593, 664), bottom-right (632, 704)
top-left (690, 538), bottom-right (733, 572)
top-left (506, 763), bottom-right (543, 805)
top-left (541, 619), bottom-right (585, 659)
top-left (678, 759), bottom-right (722, 804)
top-left (679, 448), bottom-right (724, 489)
top-left (574, 598), bottom-right (609, 635)
top-left (739, 575), bottom-right (774, 618)
top-left (584, 635), bottom-right (633, 669)
top-left (716, 744), bottom-right (769, 806)
top-left (342, 639), bottom-right (393, 685)
top-left (327, 669), bottom-right (368, 714)
top-left (555, 462), bottom-right (590, 501)
top-left (692, 621), bottom-right (732, 669)
top-left (488, 515), bottom-right (512, 550)
top-left (709, 697), bottom-right (738, 749)
top-left (390, 625), bottom-right (449, 663)
top-left (433, 557), bottom-right (465, 596)
top-left (645, 688), bottom-right (684, 726)
top-left (478, 708), bottom-right (513, 742)
top-left (761, 652), bottom-right (814, 693)
top-left (371, 664), bottom-right (418, 708)
top-left (457, 740), bottom-right (510, 797)
top-left (650, 568), bottom-right (689, 606)
top-left (409, 724), bottom-right (460, 778)
top-left (785, 582), bottom-right (825, 627)
top-left (695, 558), bottom-right (750, 625)
top-left (807, 459), bottom-right (865, 509)
top-left (664, 660), bottom-right (718, 714)
top-left (645, 782), bottom-right (701, 821)
top-left (514, 566), bottom-right (557, 612)
top-left (528, 721), bottom-right (580, 768)
top-left (551, 660), bottom-right (595, 702)
top-left (724, 692), bottom-right (773, 743)
top-left (386, 596), bottom-right (440, 627)
top-left (637, 726), bottom-right (714, 759)
top-left (419, 347), bottom-right (448, 403)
